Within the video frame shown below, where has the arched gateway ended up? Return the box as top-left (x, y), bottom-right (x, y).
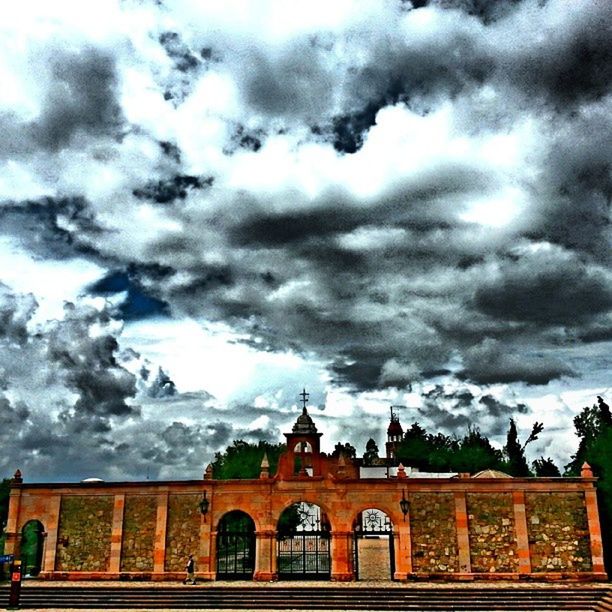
top-left (20, 520), bottom-right (45, 577)
top-left (277, 502), bottom-right (330, 580)
top-left (353, 509), bottom-right (394, 580)
top-left (216, 511), bottom-right (256, 579)
top-left (3, 393), bottom-right (606, 582)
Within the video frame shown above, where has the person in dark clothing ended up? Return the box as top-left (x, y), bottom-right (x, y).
top-left (183, 554), bottom-right (195, 584)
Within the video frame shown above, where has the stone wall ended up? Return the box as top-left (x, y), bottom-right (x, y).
top-left (467, 493), bottom-right (518, 573)
top-left (409, 493), bottom-right (458, 573)
top-left (164, 493), bottom-right (201, 572)
top-left (526, 492), bottom-right (592, 572)
top-left (120, 495), bottom-right (156, 572)
top-left (55, 496), bottom-right (113, 572)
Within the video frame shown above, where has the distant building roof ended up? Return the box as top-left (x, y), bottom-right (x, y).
top-left (473, 469), bottom-right (513, 479)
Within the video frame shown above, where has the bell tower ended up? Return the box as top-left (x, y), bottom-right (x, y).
top-left (284, 388), bottom-right (323, 476)
top-left (385, 406), bottom-right (404, 461)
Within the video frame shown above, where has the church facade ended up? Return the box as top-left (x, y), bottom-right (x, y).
top-left (4, 405), bottom-right (607, 582)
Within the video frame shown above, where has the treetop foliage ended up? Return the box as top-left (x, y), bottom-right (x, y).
top-left (211, 440), bottom-right (286, 480)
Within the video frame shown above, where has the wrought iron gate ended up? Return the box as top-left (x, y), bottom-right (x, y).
top-left (353, 509), bottom-right (394, 580)
top-left (216, 515), bottom-right (255, 579)
top-left (277, 503), bottom-right (330, 579)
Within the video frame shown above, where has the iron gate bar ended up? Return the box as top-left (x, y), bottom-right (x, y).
top-left (216, 529), bottom-right (255, 580)
top-left (353, 510), bottom-right (394, 581)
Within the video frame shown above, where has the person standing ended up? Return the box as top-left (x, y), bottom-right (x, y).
top-left (183, 554), bottom-right (195, 585)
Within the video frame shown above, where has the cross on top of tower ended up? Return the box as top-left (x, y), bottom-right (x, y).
top-left (299, 388), bottom-right (310, 413)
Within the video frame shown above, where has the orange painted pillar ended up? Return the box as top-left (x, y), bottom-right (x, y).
top-left (109, 494), bottom-right (125, 574)
top-left (254, 530), bottom-right (276, 581)
top-left (454, 492), bottom-right (471, 575)
top-left (153, 491), bottom-right (168, 576)
top-left (584, 489), bottom-right (606, 576)
top-left (41, 496), bottom-right (61, 574)
top-left (4, 483), bottom-right (22, 557)
top-left (394, 518), bottom-right (412, 580)
top-left (330, 530), bottom-right (353, 581)
top-left (512, 490), bottom-right (531, 574)
top-left (198, 505), bottom-right (214, 580)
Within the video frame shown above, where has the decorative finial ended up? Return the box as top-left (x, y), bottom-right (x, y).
top-left (397, 463), bottom-right (407, 479)
top-left (204, 463), bottom-right (213, 480)
top-left (260, 453), bottom-right (270, 479)
top-left (13, 469), bottom-right (23, 483)
top-left (299, 388), bottom-right (310, 414)
top-left (581, 462), bottom-right (593, 478)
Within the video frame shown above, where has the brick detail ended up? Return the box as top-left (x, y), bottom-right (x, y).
top-left (584, 489), bottom-right (605, 573)
top-left (525, 492), bottom-right (592, 572)
top-left (120, 495), bottom-right (157, 572)
top-left (55, 496), bottom-right (113, 571)
top-left (454, 492), bottom-right (471, 573)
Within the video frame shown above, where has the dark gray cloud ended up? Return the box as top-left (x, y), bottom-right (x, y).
top-left (473, 252), bottom-right (612, 326)
top-left (0, 197), bottom-right (102, 260)
top-left (33, 47), bottom-right (123, 152)
top-left (46, 302), bottom-right (139, 420)
top-left (460, 338), bottom-right (575, 386)
top-left (417, 385), bottom-right (529, 438)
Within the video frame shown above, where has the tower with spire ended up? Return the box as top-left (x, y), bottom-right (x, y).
top-left (283, 388), bottom-right (323, 476)
top-left (385, 406), bottom-right (404, 462)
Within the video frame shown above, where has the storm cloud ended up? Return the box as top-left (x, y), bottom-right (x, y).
top-left (0, 0), bottom-right (609, 480)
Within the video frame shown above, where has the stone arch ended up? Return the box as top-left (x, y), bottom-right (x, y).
top-left (276, 498), bottom-right (335, 533)
top-left (216, 510), bottom-right (256, 580)
top-left (352, 507), bottom-right (394, 581)
top-left (276, 501), bottom-right (331, 579)
top-left (20, 519), bottom-right (45, 576)
top-left (293, 441), bottom-right (313, 453)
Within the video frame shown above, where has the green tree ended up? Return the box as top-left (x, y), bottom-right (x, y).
top-left (211, 440), bottom-right (286, 479)
top-left (532, 456), bottom-right (561, 477)
top-left (362, 438), bottom-right (379, 466)
top-left (451, 428), bottom-right (505, 473)
top-left (504, 419), bottom-right (544, 477)
top-left (395, 423), bottom-right (431, 470)
top-left (565, 396), bottom-right (612, 571)
top-left (331, 442), bottom-right (356, 459)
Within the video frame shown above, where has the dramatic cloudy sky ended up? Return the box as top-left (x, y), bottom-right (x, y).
top-left (0, 0), bottom-right (610, 482)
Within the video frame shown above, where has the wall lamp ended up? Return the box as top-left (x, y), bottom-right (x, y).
top-left (399, 490), bottom-right (409, 521)
top-left (198, 491), bottom-right (209, 518)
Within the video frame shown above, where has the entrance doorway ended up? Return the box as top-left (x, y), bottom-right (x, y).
top-left (353, 509), bottom-right (394, 580)
top-left (277, 502), bottom-right (330, 580)
top-left (216, 511), bottom-right (256, 580)
top-left (20, 520), bottom-right (45, 576)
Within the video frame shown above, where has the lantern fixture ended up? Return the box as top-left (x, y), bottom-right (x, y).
top-left (399, 490), bottom-right (409, 520)
top-left (199, 491), bottom-right (209, 517)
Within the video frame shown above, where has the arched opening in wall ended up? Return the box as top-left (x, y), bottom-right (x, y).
top-left (20, 520), bottom-right (45, 577)
top-left (277, 502), bottom-right (330, 580)
top-left (216, 510), bottom-right (256, 580)
top-left (353, 509), bottom-right (394, 581)
top-left (293, 441), bottom-right (313, 476)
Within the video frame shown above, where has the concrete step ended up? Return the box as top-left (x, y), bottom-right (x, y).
top-left (1, 585), bottom-right (610, 610)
